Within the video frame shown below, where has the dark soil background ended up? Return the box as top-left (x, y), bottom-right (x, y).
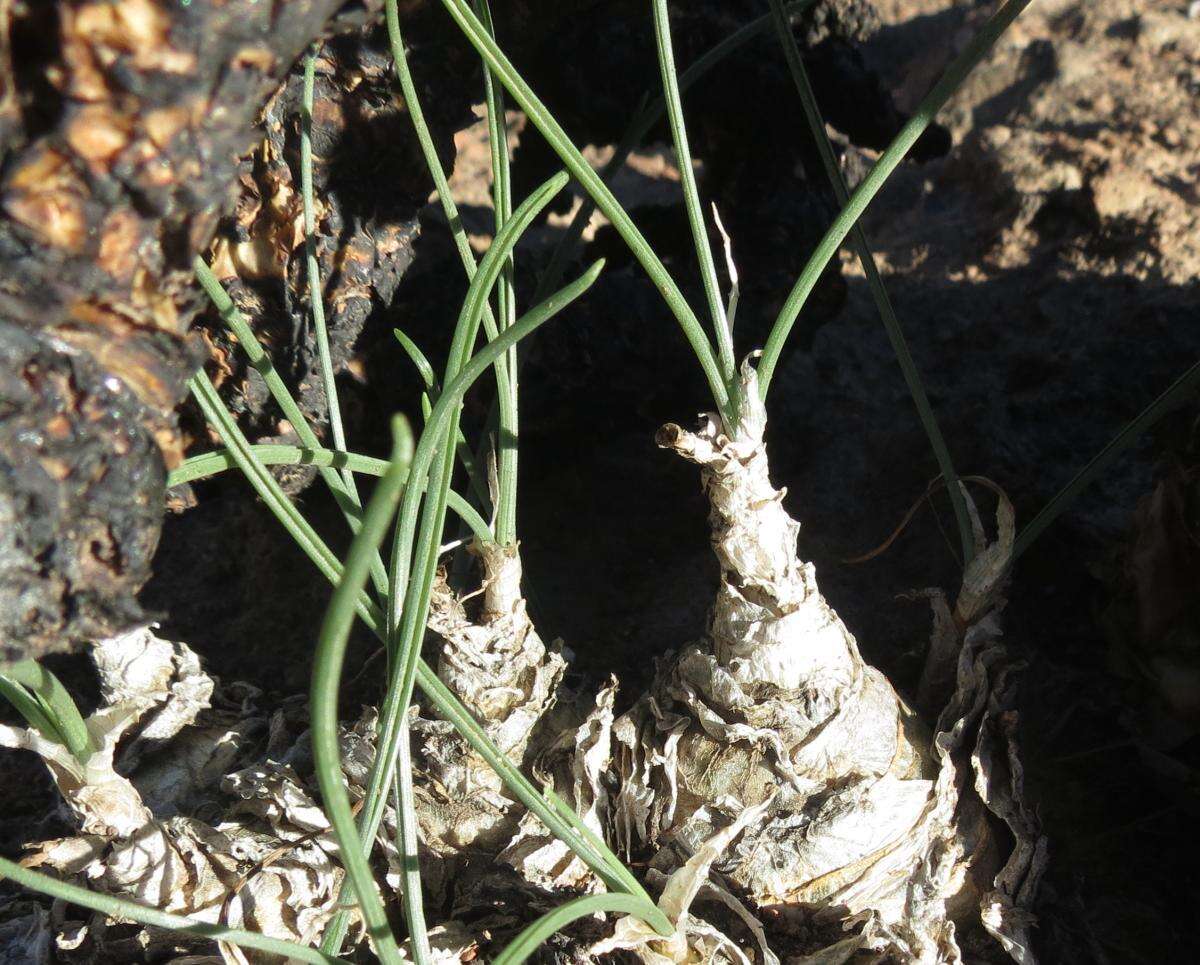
top-left (4, 0), bottom-right (1199, 961)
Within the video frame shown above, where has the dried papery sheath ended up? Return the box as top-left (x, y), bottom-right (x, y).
top-left (588, 797), bottom-right (775, 963)
top-left (606, 361), bottom-right (1042, 963)
top-left (7, 629), bottom-right (351, 963)
top-left (793, 494), bottom-right (1046, 964)
top-left (93, 625), bottom-right (216, 757)
top-left (413, 544), bottom-right (566, 869)
top-left (437, 544), bottom-right (565, 760)
top-left (913, 494), bottom-right (1046, 965)
top-left (399, 921), bottom-right (478, 962)
top-left (498, 678), bottom-right (619, 892)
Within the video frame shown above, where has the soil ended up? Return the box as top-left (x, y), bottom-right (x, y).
top-left (4, 0), bottom-right (1199, 961)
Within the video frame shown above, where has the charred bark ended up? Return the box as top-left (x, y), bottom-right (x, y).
top-left (193, 4), bottom-right (474, 461)
top-left (0, 0), bottom-right (355, 662)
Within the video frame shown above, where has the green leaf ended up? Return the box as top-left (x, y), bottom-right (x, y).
top-left (493, 892), bottom-right (668, 964)
top-left (435, 0), bottom-right (730, 421)
top-left (757, 0), bottom-right (1037, 396)
top-left (0, 856), bottom-right (351, 964)
top-left (2, 660), bottom-right (93, 761)
top-left (766, 0), bottom-right (975, 565)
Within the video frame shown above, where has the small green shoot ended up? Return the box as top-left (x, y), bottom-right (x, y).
top-left (0, 660), bottom-right (93, 762)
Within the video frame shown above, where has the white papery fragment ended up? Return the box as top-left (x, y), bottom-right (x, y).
top-left (399, 921), bottom-right (479, 962)
top-left (607, 360), bottom-right (1042, 964)
top-left (92, 625), bottom-right (214, 745)
top-left (697, 878), bottom-right (781, 965)
top-left (91, 625), bottom-right (246, 816)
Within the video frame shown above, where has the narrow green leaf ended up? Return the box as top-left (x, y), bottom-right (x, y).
top-left (0, 856), bottom-right (352, 964)
top-left (651, 0), bottom-right (736, 394)
top-left (394, 329), bottom-right (439, 391)
top-left (757, 0), bottom-right (1037, 396)
top-left (193, 258), bottom-right (390, 595)
top-left (1014, 356), bottom-right (1200, 560)
top-left (493, 892), bottom-right (668, 965)
top-left (310, 422), bottom-right (412, 965)
top-left (436, 0), bottom-right (730, 421)
top-left (766, 0), bottom-right (974, 565)
top-left (168, 443), bottom-right (491, 544)
top-left (2, 660), bottom-right (93, 761)
top-left (170, 445), bottom-right (389, 487)
top-left (301, 46), bottom-right (353, 478)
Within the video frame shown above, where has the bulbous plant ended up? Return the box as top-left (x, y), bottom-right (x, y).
top-left (414, 546), bottom-right (568, 864)
top-left (624, 364), bottom-right (940, 882)
top-left (377, 5), bottom-right (604, 911)
top-left (1, 629), bottom-right (352, 960)
top-left (605, 366), bottom-right (1019, 961)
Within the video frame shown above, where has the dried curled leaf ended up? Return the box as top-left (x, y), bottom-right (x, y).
top-left (499, 677), bottom-right (619, 892)
top-left (589, 797), bottom-right (775, 964)
top-left (399, 921), bottom-right (479, 963)
top-left (93, 624), bottom-right (214, 749)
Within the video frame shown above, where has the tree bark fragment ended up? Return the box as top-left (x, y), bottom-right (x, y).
top-left (0, 0), bottom-right (350, 662)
